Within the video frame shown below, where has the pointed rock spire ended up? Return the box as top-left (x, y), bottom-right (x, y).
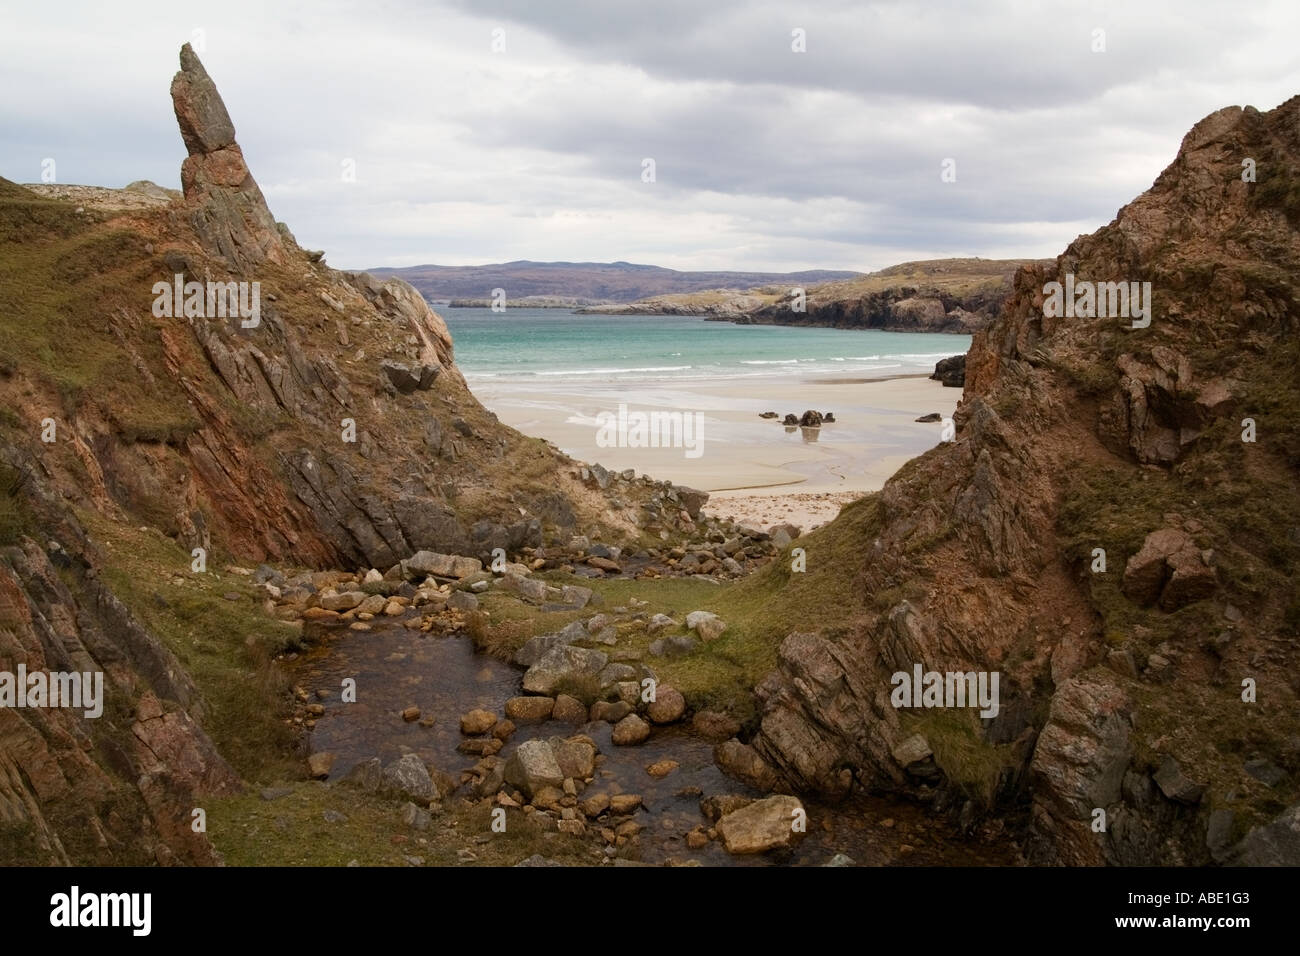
top-left (171, 43), bottom-right (285, 272)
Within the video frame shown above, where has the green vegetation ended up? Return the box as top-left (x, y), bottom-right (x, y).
top-left (78, 511), bottom-right (304, 783)
top-left (206, 781), bottom-right (593, 866)
top-left (902, 709), bottom-right (1022, 807)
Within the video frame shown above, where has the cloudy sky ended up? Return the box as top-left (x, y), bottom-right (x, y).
top-left (2, 0), bottom-right (1298, 272)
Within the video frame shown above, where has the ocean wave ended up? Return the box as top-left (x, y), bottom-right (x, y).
top-left (534, 365), bottom-right (694, 376)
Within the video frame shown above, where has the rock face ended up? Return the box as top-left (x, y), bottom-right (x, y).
top-left (744, 97), bottom-right (1300, 866)
top-left (0, 536), bottom-right (239, 866)
top-left (0, 43), bottom-right (668, 865)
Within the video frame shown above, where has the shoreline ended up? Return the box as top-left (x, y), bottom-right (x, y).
top-left (466, 370), bottom-right (962, 531)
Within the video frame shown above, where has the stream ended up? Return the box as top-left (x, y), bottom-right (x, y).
top-left (290, 616), bottom-right (1017, 866)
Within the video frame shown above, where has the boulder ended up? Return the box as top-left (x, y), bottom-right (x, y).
top-left (504, 696), bottom-right (555, 722)
top-left (403, 550), bottom-right (482, 580)
top-left (647, 613), bottom-right (677, 635)
top-left (675, 486), bottom-right (710, 520)
top-left (552, 694), bottom-right (588, 724)
top-left (380, 754), bottom-right (437, 804)
top-left (692, 710), bottom-right (742, 741)
top-left (320, 590), bottom-right (365, 611)
top-left (522, 644), bottom-right (609, 695)
top-left (714, 738), bottom-right (779, 791)
top-left (685, 610), bottom-right (727, 641)
top-left (503, 739), bottom-right (564, 798)
top-left (799, 410), bottom-right (823, 427)
top-left (1122, 528), bottom-right (1216, 610)
top-left (460, 709), bottom-right (497, 735)
top-left (1153, 756), bottom-right (1205, 805)
top-left (307, 752), bottom-right (335, 779)
top-left (930, 354), bottom-right (966, 387)
top-left (548, 736), bottom-right (597, 779)
top-left (646, 685), bottom-right (686, 724)
top-left (716, 795), bottom-right (806, 854)
top-left (612, 713), bottom-right (651, 746)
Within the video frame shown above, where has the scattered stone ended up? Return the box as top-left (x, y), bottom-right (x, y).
top-left (505, 696), bottom-right (555, 722)
top-left (447, 590), bottom-right (478, 612)
top-left (612, 713), bottom-right (651, 746)
top-left (646, 613), bottom-right (677, 635)
top-left (609, 794), bottom-right (643, 814)
top-left (646, 685), bottom-right (686, 724)
top-left (685, 610), bottom-right (726, 641)
top-left (307, 752), bottom-right (336, 779)
top-left (590, 700), bottom-right (633, 723)
top-left (552, 694), bottom-right (588, 724)
top-left (646, 759), bottom-right (679, 778)
top-left (401, 706), bottom-right (421, 722)
top-left (460, 708), bottom-right (497, 735)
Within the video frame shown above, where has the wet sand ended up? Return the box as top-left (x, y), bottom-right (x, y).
top-left (469, 374), bottom-right (962, 530)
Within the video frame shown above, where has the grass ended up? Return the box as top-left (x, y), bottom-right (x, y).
top-left (499, 495), bottom-right (888, 724)
top-left (78, 510), bottom-right (305, 783)
top-left (206, 781), bottom-right (595, 866)
top-left (902, 709), bottom-right (1022, 807)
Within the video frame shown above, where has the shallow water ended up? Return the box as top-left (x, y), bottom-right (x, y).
top-left (291, 617), bottom-right (1017, 866)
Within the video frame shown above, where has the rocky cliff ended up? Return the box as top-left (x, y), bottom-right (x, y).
top-left (744, 100), bottom-right (1300, 864)
top-left (0, 45), bottom-right (662, 864)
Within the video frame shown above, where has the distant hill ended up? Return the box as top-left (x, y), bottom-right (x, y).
top-left (576, 257), bottom-right (1053, 333)
top-left (366, 260), bottom-right (861, 303)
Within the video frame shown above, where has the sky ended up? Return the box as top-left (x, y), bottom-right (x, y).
top-left (2, 0), bottom-right (1298, 273)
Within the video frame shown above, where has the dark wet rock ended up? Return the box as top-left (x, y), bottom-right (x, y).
top-left (799, 410), bottom-right (823, 427)
top-left (931, 354), bottom-right (966, 387)
top-left (1244, 758), bottom-right (1286, 788)
top-left (915, 412), bottom-right (942, 423)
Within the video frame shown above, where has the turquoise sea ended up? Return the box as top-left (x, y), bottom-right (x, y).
top-left (442, 308), bottom-right (969, 384)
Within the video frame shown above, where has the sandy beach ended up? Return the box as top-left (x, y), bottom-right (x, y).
top-left (468, 374), bottom-right (962, 531)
